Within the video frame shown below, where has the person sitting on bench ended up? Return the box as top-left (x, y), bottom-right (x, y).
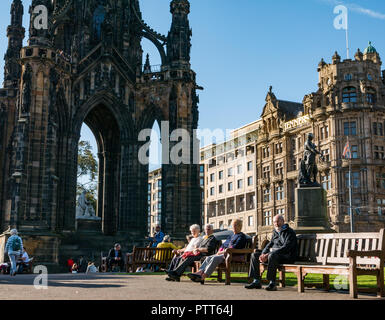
top-left (245, 214), bottom-right (297, 291)
top-left (166, 224), bottom-right (203, 278)
top-left (187, 219), bottom-right (246, 285)
top-left (107, 243), bottom-right (124, 272)
top-left (167, 224), bottom-right (218, 282)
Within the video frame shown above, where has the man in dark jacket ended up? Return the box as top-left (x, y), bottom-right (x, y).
top-left (167, 224), bottom-right (218, 282)
top-left (107, 243), bottom-right (124, 272)
top-left (245, 215), bottom-right (297, 291)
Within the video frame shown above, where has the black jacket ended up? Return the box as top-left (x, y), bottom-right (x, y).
top-left (262, 224), bottom-right (298, 261)
top-left (200, 235), bottom-right (218, 256)
top-left (108, 248), bottom-right (123, 260)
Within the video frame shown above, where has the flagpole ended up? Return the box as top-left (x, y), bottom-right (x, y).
top-left (345, 11), bottom-right (350, 59)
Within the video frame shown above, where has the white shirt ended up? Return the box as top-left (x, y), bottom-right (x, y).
top-left (21, 252), bottom-right (30, 263)
top-left (184, 236), bottom-right (203, 252)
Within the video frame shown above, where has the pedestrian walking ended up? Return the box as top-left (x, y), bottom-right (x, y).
top-left (5, 229), bottom-right (23, 276)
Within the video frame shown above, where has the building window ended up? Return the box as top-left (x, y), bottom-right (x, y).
top-left (263, 146), bottom-right (270, 158)
top-left (322, 173), bottom-right (331, 190)
top-left (321, 149), bottom-right (330, 162)
top-left (376, 173), bottom-right (385, 189)
top-left (344, 122), bottom-right (357, 136)
top-left (276, 208), bottom-right (285, 218)
top-left (351, 145), bottom-right (358, 159)
top-left (344, 73), bottom-right (352, 81)
top-left (148, 183), bottom-right (151, 192)
top-left (247, 161), bottom-right (253, 171)
top-left (342, 87), bottom-right (357, 103)
top-left (158, 180), bottom-right (162, 188)
top-left (210, 173), bottom-right (215, 183)
top-left (263, 166), bottom-right (270, 179)
top-left (248, 216), bottom-right (254, 227)
top-left (247, 176), bottom-right (253, 186)
top-left (320, 126), bottom-right (329, 140)
top-left (373, 122), bottom-right (384, 136)
top-left (292, 157), bottom-right (297, 171)
top-left (366, 87), bottom-right (376, 103)
top-left (374, 146), bottom-right (385, 160)
top-left (263, 188), bottom-right (271, 203)
top-left (237, 164), bottom-right (243, 175)
top-left (275, 142), bottom-right (283, 154)
top-left (228, 182), bottom-right (233, 191)
top-left (228, 168), bottom-right (233, 177)
top-left (345, 172), bottom-right (360, 188)
top-left (200, 178), bottom-right (204, 186)
top-left (219, 185), bottom-right (223, 194)
top-left (275, 162), bottom-right (283, 175)
top-left (219, 171), bottom-right (224, 180)
top-left (276, 184), bottom-right (284, 201)
top-left (210, 187), bottom-right (215, 196)
top-left (264, 211), bottom-right (272, 226)
top-left (237, 179), bottom-right (243, 189)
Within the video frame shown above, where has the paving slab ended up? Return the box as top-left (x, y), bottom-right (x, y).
top-left (0, 273), bottom-right (381, 300)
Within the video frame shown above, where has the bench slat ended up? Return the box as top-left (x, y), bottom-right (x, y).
top-left (357, 239), bottom-right (363, 251)
top-left (337, 239), bottom-right (343, 259)
top-left (372, 238), bottom-right (378, 251)
top-left (343, 239), bottom-right (349, 257)
top-left (364, 239), bottom-right (370, 251)
top-left (331, 239), bottom-right (336, 258)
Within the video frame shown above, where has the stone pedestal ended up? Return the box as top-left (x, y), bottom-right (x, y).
top-left (294, 187), bottom-right (332, 234)
top-left (75, 219), bottom-right (102, 233)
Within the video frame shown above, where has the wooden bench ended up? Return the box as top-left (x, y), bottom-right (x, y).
top-left (194, 236), bottom-right (258, 285)
top-left (126, 247), bottom-right (174, 273)
top-left (100, 253), bottom-right (126, 273)
top-left (260, 229), bottom-right (385, 298)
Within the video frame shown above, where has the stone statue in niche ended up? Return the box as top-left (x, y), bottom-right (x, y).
top-left (76, 190), bottom-right (100, 220)
top-left (298, 133), bottom-right (325, 187)
top-left (21, 66), bottom-right (32, 114)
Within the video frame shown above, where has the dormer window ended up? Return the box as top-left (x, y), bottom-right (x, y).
top-left (342, 87), bottom-right (357, 103)
top-left (344, 74), bottom-right (353, 81)
top-left (367, 74), bottom-right (373, 81)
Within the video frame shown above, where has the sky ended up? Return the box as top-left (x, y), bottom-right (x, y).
top-left (0, 0), bottom-right (384, 171)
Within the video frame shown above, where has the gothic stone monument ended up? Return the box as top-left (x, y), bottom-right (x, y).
top-left (0, 0), bottom-right (201, 269)
top-left (294, 133), bottom-right (332, 233)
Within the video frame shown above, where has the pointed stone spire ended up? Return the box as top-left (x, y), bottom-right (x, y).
top-left (3, 0), bottom-right (25, 88)
top-left (167, 0), bottom-right (192, 69)
top-left (143, 53), bottom-right (152, 74)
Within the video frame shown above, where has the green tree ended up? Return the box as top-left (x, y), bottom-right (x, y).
top-left (77, 140), bottom-right (98, 210)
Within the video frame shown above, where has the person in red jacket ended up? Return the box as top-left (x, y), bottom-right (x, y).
top-left (67, 257), bottom-right (74, 273)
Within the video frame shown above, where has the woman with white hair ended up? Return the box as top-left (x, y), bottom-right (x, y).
top-left (5, 229), bottom-right (23, 276)
top-left (165, 224), bottom-right (203, 281)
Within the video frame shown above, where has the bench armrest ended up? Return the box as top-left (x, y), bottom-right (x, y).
top-left (347, 250), bottom-right (383, 258)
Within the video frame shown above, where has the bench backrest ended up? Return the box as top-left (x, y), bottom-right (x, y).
top-left (131, 247), bottom-right (173, 263)
top-left (297, 229), bottom-right (385, 267)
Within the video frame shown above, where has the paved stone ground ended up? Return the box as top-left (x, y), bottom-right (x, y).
top-left (0, 273), bottom-right (382, 300)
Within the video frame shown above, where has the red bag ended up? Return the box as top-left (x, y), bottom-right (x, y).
top-left (181, 251), bottom-right (200, 259)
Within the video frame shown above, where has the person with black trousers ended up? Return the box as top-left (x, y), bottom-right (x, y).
top-left (245, 215), bottom-right (298, 291)
top-left (107, 243), bottom-right (124, 272)
top-left (166, 224), bottom-right (218, 282)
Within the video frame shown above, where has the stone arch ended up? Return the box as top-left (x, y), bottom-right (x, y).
top-left (141, 31), bottom-right (167, 66)
top-left (71, 91), bottom-right (135, 235)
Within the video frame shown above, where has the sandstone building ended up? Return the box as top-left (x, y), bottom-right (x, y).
top-left (201, 44), bottom-right (385, 245)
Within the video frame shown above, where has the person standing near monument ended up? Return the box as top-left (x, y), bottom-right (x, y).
top-left (5, 229), bottom-right (23, 276)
